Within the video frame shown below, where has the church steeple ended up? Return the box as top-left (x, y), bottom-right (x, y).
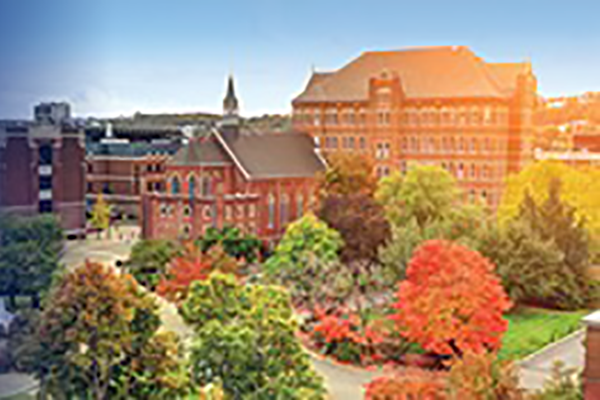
top-left (223, 75), bottom-right (239, 117)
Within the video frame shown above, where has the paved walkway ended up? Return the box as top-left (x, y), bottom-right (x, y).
top-left (518, 329), bottom-right (585, 391)
top-left (0, 373), bottom-right (37, 399)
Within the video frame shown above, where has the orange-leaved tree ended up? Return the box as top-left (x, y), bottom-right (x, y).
top-left (157, 243), bottom-right (239, 302)
top-left (391, 240), bottom-right (512, 358)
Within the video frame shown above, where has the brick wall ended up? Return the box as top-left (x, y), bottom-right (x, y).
top-left (583, 311), bottom-right (600, 399)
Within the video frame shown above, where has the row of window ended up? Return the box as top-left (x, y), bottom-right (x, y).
top-left (295, 106), bottom-right (510, 128)
top-left (225, 203), bottom-right (257, 220)
top-left (266, 193), bottom-right (307, 229)
top-left (402, 136), bottom-right (504, 154)
top-left (322, 136), bottom-right (367, 150)
top-left (395, 160), bottom-right (502, 182)
top-left (170, 175), bottom-right (214, 197)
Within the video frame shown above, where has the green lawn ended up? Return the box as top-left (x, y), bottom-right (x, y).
top-left (498, 307), bottom-right (588, 360)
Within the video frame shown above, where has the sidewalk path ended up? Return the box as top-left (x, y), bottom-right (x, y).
top-left (518, 329), bottom-right (585, 391)
top-left (0, 373), bottom-right (37, 399)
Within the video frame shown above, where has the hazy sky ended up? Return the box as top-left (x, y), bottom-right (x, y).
top-left (1, 0), bottom-right (599, 119)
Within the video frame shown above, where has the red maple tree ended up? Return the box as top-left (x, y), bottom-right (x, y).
top-left (391, 240), bottom-right (512, 357)
top-left (156, 243), bottom-right (238, 302)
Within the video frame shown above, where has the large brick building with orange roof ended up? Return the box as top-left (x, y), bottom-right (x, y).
top-left (292, 46), bottom-right (538, 206)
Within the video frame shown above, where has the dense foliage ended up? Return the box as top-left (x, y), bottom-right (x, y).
top-left (125, 239), bottom-right (182, 290)
top-left (157, 243), bottom-right (239, 302)
top-left (34, 261), bottom-right (189, 399)
top-left (481, 179), bottom-right (592, 309)
top-left (197, 226), bottom-right (263, 263)
top-left (264, 213), bottom-right (343, 307)
top-left (0, 214), bottom-right (64, 308)
top-left (391, 240), bottom-right (512, 357)
top-left (317, 152), bottom-right (377, 197)
top-left (90, 192), bottom-right (111, 236)
top-left (181, 272), bottom-right (326, 399)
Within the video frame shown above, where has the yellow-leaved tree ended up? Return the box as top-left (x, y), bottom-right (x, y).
top-left (498, 160), bottom-right (600, 241)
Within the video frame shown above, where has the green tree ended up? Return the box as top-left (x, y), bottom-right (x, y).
top-left (35, 261), bottom-right (190, 399)
top-left (482, 180), bottom-right (591, 309)
top-left (0, 214), bottom-right (64, 308)
top-left (125, 239), bottom-right (182, 290)
top-left (376, 166), bottom-right (460, 229)
top-left (181, 272), bottom-right (326, 399)
top-left (90, 192), bottom-right (111, 239)
top-left (264, 213), bottom-right (343, 307)
top-left (197, 226), bottom-right (262, 263)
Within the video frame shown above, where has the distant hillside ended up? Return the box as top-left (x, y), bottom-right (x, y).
top-left (536, 92), bottom-right (600, 126)
top-left (243, 114), bottom-right (291, 133)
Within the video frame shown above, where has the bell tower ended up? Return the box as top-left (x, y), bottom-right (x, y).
top-left (223, 75), bottom-right (239, 117)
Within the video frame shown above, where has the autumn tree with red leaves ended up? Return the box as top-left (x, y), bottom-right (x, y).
top-left (157, 243), bottom-right (239, 302)
top-left (391, 240), bottom-right (512, 358)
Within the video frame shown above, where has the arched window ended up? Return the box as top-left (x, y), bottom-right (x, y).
top-left (188, 175), bottom-right (196, 198)
top-left (280, 194), bottom-right (289, 226)
top-left (183, 205), bottom-right (192, 217)
top-left (201, 176), bottom-right (212, 196)
top-left (171, 176), bottom-right (181, 194)
top-left (296, 193), bottom-right (304, 219)
top-left (268, 194), bottom-right (275, 229)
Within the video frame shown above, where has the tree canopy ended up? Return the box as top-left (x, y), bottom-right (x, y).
top-left (0, 214), bottom-right (64, 308)
top-left (264, 213), bottom-right (343, 306)
top-left (35, 261), bottom-right (189, 399)
top-left (317, 152), bottom-right (377, 197)
top-left (391, 240), bottom-right (512, 358)
top-left (125, 239), bottom-right (182, 291)
top-left (181, 272), bottom-right (326, 399)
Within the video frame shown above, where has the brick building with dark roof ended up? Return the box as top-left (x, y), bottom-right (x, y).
top-left (142, 126), bottom-right (326, 242)
top-left (292, 46), bottom-right (538, 206)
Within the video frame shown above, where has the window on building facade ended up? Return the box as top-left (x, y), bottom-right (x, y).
top-left (314, 109), bottom-right (321, 126)
top-left (248, 203), bottom-right (256, 218)
top-left (268, 194), bottom-right (275, 229)
top-left (400, 160), bottom-right (407, 175)
top-left (39, 144), bottom-right (53, 166)
top-left (201, 176), bottom-right (212, 196)
top-left (470, 138), bottom-right (477, 154)
top-left (458, 137), bottom-right (465, 153)
top-left (182, 225), bottom-right (191, 240)
top-left (296, 193), bottom-right (304, 219)
top-left (359, 137), bottom-right (366, 150)
top-left (348, 136), bottom-right (355, 150)
top-left (203, 205), bottom-right (211, 220)
top-left (160, 203), bottom-right (168, 218)
top-left (469, 189), bottom-right (476, 203)
top-left (359, 109), bottom-right (366, 125)
top-left (280, 194), bottom-right (289, 226)
top-left (331, 137), bottom-right (339, 149)
top-left (457, 163), bottom-right (464, 180)
top-left (183, 205), bottom-right (192, 217)
top-left (470, 164), bottom-right (477, 180)
top-left (225, 205), bottom-right (232, 220)
top-left (236, 204), bottom-right (244, 219)
top-left (171, 176), bottom-right (181, 194)
top-left (147, 182), bottom-right (154, 192)
top-left (188, 176), bottom-right (196, 198)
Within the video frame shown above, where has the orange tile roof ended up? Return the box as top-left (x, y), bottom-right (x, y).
top-left (294, 46), bottom-right (529, 103)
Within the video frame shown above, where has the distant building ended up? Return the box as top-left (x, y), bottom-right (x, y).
top-left (85, 124), bottom-right (186, 219)
top-left (142, 76), bottom-right (327, 243)
top-left (0, 104), bottom-right (86, 236)
top-left (292, 46), bottom-right (538, 206)
top-left (533, 148), bottom-right (600, 168)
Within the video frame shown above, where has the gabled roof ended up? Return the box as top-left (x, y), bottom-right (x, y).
top-left (487, 62), bottom-right (528, 96)
top-left (168, 128), bottom-right (326, 180)
top-left (294, 46), bottom-right (529, 103)
top-left (217, 130), bottom-right (326, 179)
top-left (170, 137), bottom-right (231, 166)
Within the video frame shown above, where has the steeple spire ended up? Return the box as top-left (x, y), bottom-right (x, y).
top-left (223, 75), bottom-right (239, 117)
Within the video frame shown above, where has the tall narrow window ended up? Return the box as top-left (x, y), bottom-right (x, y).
top-left (296, 193), bottom-right (304, 219)
top-left (280, 194), bottom-right (289, 226)
top-left (268, 194), bottom-right (275, 229)
top-left (188, 175), bottom-right (196, 198)
top-left (201, 176), bottom-right (212, 196)
top-left (171, 176), bottom-right (180, 194)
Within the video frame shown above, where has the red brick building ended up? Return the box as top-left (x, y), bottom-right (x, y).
top-left (85, 126), bottom-right (184, 219)
top-left (292, 46), bottom-right (538, 206)
top-left (142, 126), bottom-right (326, 242)
top-left (0, 104), bottom-right (86, 235)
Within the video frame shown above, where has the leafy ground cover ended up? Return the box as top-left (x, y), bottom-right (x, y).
top-left (499, 306), bottom-right (588, 360)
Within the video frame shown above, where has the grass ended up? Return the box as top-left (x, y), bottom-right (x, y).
top-left (498, 306), bottom-right (588, 361)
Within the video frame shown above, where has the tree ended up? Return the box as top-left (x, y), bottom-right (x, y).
top-left (481, 180), bottom-right (592, 309)
top-left (35, 261), bottom-right (189, 399)
top-left (391, 240), bottom-right (512, 358)
top-left (125, 239), bottom-right (182, 291)
top-left (90, 192), bottom-right (111, 239)
top-left (0, 214), bottom-right (64, 308)
top-left (447, 351), bottom-right (523, 400)
top-left (376, 166), bottom-right (460, 229)
top-left (157, 243), bottom-right (239, 303)
top-left (198, 226), bottom-right (262, 263)
top-left (318, 193), bottom-right (390, 265)
top-left (317, 152), bottom-right (377, 197)
top-left (498, 160), bottom-right (600, 241)
top-left (264, 213), bottom-right (343, 307)
top-left (181, 272), bottom-right (326, 399)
